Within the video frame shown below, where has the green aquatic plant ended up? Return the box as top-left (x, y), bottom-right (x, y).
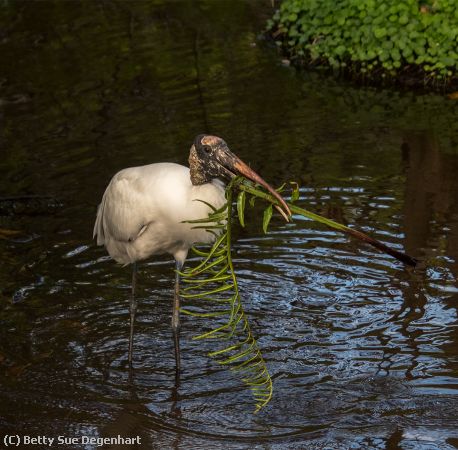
top-left (180, 177), bottom-right (415, 412)
top-left (268, 0), bottom-right (458, 87)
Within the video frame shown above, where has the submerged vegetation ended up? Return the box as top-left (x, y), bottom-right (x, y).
top-left (268, 0), bottom-right (458, 88)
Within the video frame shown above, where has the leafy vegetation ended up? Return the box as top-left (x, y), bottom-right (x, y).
top-left (267, 0), bottom-right (458, 87)
top-left (181, 175), bottom-right (416, 412)
top-left (180, 183), bottom-right (273, 413)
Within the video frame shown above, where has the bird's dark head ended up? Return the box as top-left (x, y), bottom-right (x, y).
top-left (189, 134), bottom-right (229, 184)
top-left (189, 134), bottom-right (291, 219)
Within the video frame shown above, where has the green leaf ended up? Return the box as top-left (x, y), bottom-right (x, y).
top-left (262, 204), bottom-right (273, 234)
top-left (276, 182), bottom-right (287, 193)
top-left (237, 191), bottom-right (246, 227)
top-left (391, 49), bottom-right (401, 61)
top-left (290, 182), bottom-right (300, 203)
top-left (399, 14), bottom-right (409, 25)
top-left (374, 27), bottom-right (387, 39)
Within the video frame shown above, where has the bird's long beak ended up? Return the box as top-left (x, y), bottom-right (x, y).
top-left (216, 145), bottom-right (292, 221)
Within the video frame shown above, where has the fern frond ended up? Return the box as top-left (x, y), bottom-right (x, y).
top-left (237, 179), bottom-right (416, 267)
top-left (180, 186), bottom-right (272, 413)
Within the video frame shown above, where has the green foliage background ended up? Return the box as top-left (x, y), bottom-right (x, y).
top-left (268, 0), bottom-right (458, 86)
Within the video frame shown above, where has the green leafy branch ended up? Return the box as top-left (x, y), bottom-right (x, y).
top-left (179, 183), bottom-right (272, 413)
top-left (236, 179), bottom-right (416, 267)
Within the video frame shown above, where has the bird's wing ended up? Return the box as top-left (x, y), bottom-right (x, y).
top-left (93, 167), bottom-right (158, 246)
top-left (94, 163), bottom-right (196, 245)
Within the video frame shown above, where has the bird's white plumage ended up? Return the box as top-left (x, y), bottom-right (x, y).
top-left (93, 162), bottom-right (226, 266)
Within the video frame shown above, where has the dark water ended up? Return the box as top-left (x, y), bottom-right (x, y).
top-left (1, 1), bottom-right (458, 448)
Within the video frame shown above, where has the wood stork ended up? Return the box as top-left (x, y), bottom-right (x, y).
top-left (93, 134), bottom-right (290, 370)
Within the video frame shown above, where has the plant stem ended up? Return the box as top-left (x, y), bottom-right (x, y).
top-left (238, 182), bottom-right (417, 267)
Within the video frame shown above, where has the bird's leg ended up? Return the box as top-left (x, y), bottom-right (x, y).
top-left (128, 262), bottom-right (138, 368)
top-left (172, 261), bottom-right (182, 374)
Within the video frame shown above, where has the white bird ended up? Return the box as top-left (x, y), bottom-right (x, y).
top-left (93, 134), bottom-right (290, 371)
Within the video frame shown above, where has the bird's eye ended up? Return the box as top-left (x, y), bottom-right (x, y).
top-left (204, 146), bottom-right (211, 154)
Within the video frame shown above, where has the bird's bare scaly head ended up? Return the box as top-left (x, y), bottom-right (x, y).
top-left (189, 135), bottom-right (228, 185)
top-left (189, 134), bottom-right (291, 219)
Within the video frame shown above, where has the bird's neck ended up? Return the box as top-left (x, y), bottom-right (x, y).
top-left (189, 149), bottom-right (209, 185)
top-left (190, 165), bottom-right (208, 185)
